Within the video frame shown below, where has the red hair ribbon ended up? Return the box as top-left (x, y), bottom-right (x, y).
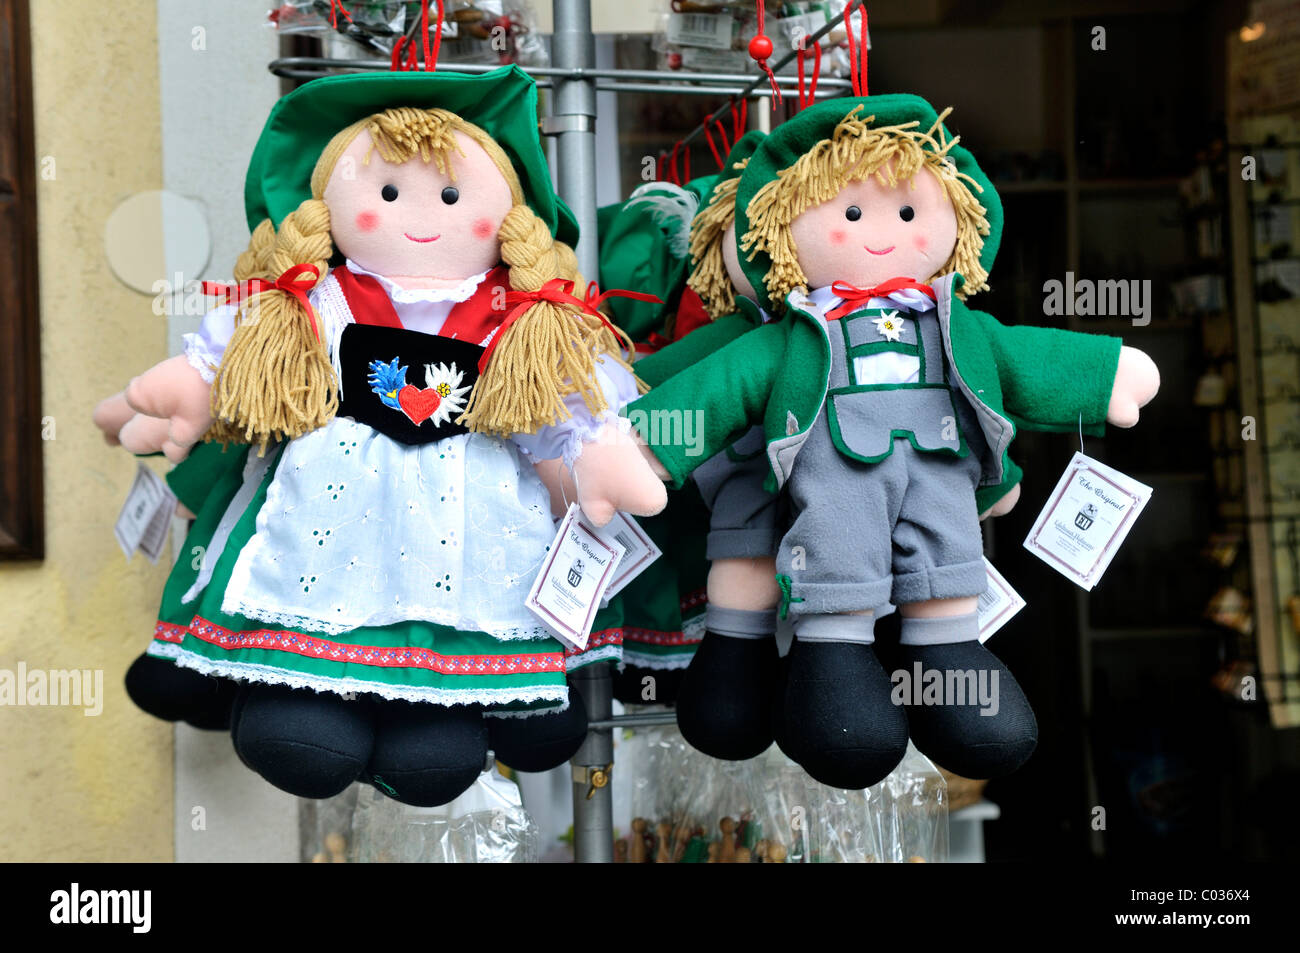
top-left (202, 263), bottom-right (324, 340)
top-left (824, 277), bottom-right (935, 320)
top-left (843, 1), bottom-right (869, 96)
top-left (797, 40), bottom-right (821, 110)
top-left (479, 279), bottom-right (662, 374)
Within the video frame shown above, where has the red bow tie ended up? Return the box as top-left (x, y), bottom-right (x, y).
top-left (824, 277), bottom-right (936, 321)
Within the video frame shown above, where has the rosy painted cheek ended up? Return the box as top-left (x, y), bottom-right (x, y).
top-left (913, 234), bottom-right (929, 253)
top-left (828, 229), bottom-right (847, 245)
top-left (472, 218), bottom-right (495, 241)
top-left (355, 210), bottom-right (380, 233)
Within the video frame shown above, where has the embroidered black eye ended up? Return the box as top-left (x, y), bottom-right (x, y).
top-left (845, 205), bottom-right (862, 222)
top-left (899, 205), bottom-right (915, 222)
top-left (441, 187), bottom-right (459, 205)
top-left (381, 184), bottom-right (399, 202)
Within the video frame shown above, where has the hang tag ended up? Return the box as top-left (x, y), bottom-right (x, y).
top-left (114, 462), bottom-right (178, 564)
top-left (977, 558), bottom-right (1025, 642)
top-left (526, 503), bottom-right (626, 651)
top-left (1022, 452), bottom-right (1153, 591)
top-left (597, 512), bottom-right (662, 606)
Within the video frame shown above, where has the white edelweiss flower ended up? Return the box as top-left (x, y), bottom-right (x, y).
top-left (423, 361), bottom-right (471, 426)
top-left (873, 310), bottom-right (903, 342)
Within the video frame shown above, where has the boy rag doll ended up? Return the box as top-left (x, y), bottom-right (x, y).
top-left (629, 94), bottom-right (1159, 789)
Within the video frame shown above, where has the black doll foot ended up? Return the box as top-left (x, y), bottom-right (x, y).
top-left (675, 631), bottom-right (778, 761)
top-left (367, 700), bottom-right (488, 807)
top-left (893, 640), bottom-right (1037, 778)
top-left (489, 690), bottom-right (588, 773)
top-left (782, 639), bottom-right (908, 790)
top-left (613, 663), bottom-right (686, 706)
top-left (232, 683), bottom-right (375, 799)
top-left (124, 652), bottom-right (237, 731)
top-left (770, 649), bottom-right (799, 763)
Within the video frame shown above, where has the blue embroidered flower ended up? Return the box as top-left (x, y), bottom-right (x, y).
top-left (367, 358), bottom-right (408, 409)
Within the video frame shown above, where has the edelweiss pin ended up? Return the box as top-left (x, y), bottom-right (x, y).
top-left (873, 310), bottom-right (903, 342)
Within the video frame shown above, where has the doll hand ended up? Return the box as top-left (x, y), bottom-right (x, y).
top-left (92, 391), bottom-right (137, 446)
top-left (95, 390), bottom-right (177, 455)
top-left (573, 423), bottom-right (669, 527)
top-left (1106, 346), bottom-right (1160, 428)
top-left (978, 482), bottom-right (1021, 521)
top-left (122, 355), bottom-right (214, 463)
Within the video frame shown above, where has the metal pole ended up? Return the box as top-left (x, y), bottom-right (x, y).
top-left (552, 0), bottom-right (613, 864)
top-left (569, 663), bottom-right (614, 863)
top-left (551, 0), bottom-right (599, 281)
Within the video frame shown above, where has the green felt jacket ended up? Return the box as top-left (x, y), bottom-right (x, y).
top-left (627, 273), bottom-right (1121, 498)
top-left (633, 297), bottom-right (765, 389)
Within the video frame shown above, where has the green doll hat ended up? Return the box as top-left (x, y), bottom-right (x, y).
top-left (733, 93), bottom-right (1003, 314)
top-left (243, 65), bottom-right (577, 245)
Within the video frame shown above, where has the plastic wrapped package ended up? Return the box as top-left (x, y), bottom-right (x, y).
top-left (652, 1), bottom-right (863, 78)
top-left (350, 767), bottom-right (541, 862)
top-left (754, 743), bottom-right (948, 863)
top-left (619, 738), bottom-right (949, 863)
top-left (268, 1), bottom-right (547, 67)
top-left (299, 784), bottom-right (360, 863)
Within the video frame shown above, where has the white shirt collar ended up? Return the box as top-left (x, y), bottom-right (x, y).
top-left (343, 259), bottom-right (492, 305)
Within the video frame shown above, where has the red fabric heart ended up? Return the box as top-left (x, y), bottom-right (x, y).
top-left (397, 384), bottom-right (442, 425)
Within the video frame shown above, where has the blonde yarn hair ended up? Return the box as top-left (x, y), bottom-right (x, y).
top-left (741, 105), bottom-right (991, 311)
top-left (208, 107), bottom-right (637, 449)
top-left (685, 163), bottom-right (746, 320)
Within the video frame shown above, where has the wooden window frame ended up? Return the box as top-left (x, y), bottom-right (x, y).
top-left (0, 0), bottom-right (44, 559)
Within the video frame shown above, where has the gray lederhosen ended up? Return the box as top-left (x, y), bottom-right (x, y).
top-left (692, 426), bottom-right (782, 560)
top-left (775, 306), bottom-right (989, 616)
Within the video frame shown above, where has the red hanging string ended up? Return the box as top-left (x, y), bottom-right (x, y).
top-left (748, 0), bottom-right (782, 104)
top-left (668, 141), bottom-right (682, 185)
top-left (656, 152), bottom-right (669, 183)
top-left (843, 2), bottom-right (869, 96)
top-left (681, 140), bottom-right (691, 182)
top-left (797, 39), bottom-right (821, 110)
top-left (729, 97), bottom-right (747, 141)
top-left (390, 0), bottom-right (443, 72)
top-left (329, 1), bottom-right (353, 29)
top-left (704, 118), bottom-right (726, 171)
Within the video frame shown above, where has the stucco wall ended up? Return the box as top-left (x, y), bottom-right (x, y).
top-left (0, 0), bottom-right (171, 861)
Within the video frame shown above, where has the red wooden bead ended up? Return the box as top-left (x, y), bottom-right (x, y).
top-left (748, 35), bottom-right (774, 61)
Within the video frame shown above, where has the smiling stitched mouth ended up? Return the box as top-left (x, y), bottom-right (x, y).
top-left (865, 245), bottom-right (895, 256)
top-left (404, 233), bottom-right (441, 243)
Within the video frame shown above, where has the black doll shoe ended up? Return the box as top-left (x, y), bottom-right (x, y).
top-left (781, 639), bottom-right (908, 790)
top-left (489, 689), bottom-right (588, 774)
top-left (674, 631), bottom-right (778, 761)
top-left (892, 640), bottom-right (1037, 779)
top-left (366, 700), bottom-right (489, 807)
top-left (613, 664), bottom-right (686, 706)
top-left (232, 683), bottom-right (376, 799)
top-left (124, 652), bottom-right (238, 731)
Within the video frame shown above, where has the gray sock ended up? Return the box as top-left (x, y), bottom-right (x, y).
top-left (795, 613), bottom-right (875, 645)
top-left (899, 611), bottom-right (980, 646)
top-left (706, 606), bottom-right (777, 640)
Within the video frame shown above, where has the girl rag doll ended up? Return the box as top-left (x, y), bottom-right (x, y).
top-left (100, 66), bottom-right (664, 805)
top-left (629, 94), bottom-right (1159, 789)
